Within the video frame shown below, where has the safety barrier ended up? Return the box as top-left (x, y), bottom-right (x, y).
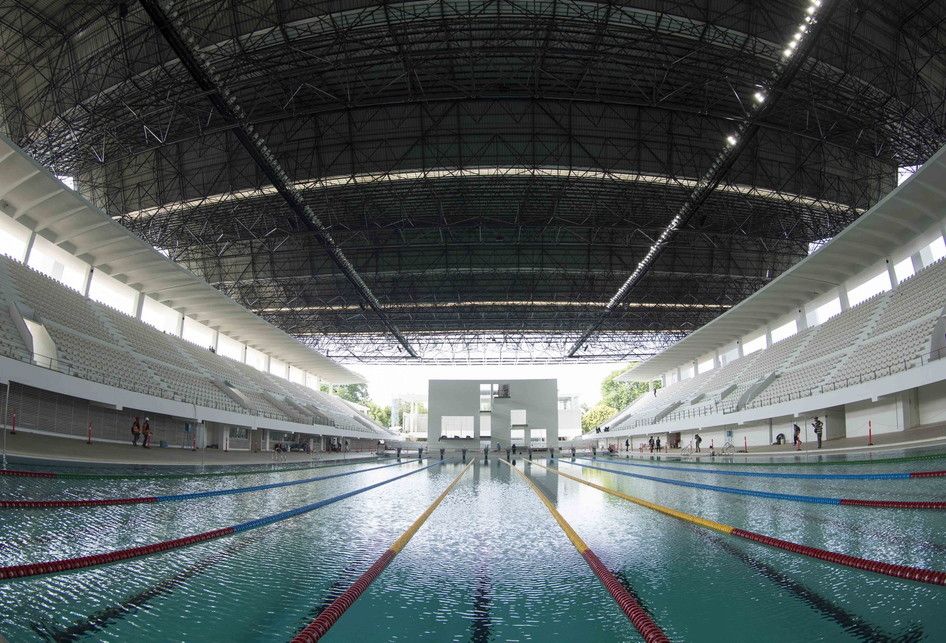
top-left (528, 460), bottom-right (946, 586)
top-left (0, 462), bottom-right (439, 581)
top-left (291, 460), bottom-right (475, 642)
top-left (502, 459), bottom-right (669, 643)
top-left (0, 456), bottom-right (382, 481)
top-left (585, 457), bottom-right (946, 480)
top-left (609, 451), bottom-right (946, 467)
top-left (0, 460), bottom-right (413, 509)
top-left (571, 460), bottom-right (946, 509)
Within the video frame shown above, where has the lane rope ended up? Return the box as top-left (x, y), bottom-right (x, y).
top-left (0, 462), bottom-right (441, 581)
top-left (501, 458), bottom-right (669, 643)
top-left (569, 460), bottom-right (946, 510)
top-left (291, 460), bottom-right (475, 642)
top-left (601, 451), bottom-right (946, 467)
top-left (527, 459), bottom-right (946, 586)
top-left (584, 457), bottom-right (946, 481)
top-left (0, 456), bottom-right (384, 481)
top-left (0, 460), bottom-right (415, 509)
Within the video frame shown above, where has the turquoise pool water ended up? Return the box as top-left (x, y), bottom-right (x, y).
top-left (1, 450), bottom-right (945, 641)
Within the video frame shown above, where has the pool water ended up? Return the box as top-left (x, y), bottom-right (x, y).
top-left (1, 450), bottom-right (945, 641)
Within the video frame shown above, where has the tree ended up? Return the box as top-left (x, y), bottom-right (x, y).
top-left (333, 383), bottom-right (369, 405)
top-left (581, 403), bottom-right (618, 433)
top-left (367, 401), bottom-right (391, 427)
top-left (601, 365), bottom-right (659, 410)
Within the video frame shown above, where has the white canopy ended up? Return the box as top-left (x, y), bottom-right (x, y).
top-left (0, 133), bottom-right (362, 384)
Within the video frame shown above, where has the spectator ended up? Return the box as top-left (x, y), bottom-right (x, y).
top-left (142, 417), bottom-right (152, 449)
top-left (131, 416), bottom-right (141, 446)
top-left (812, 417), bottom-right (824, 449)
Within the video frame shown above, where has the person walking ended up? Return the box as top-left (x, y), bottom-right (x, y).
top-left (695, 433), bottom-right (702, 452)
top-left (142, 417), bottom-right (152, 448)
top-left (812, 417), bottom-right (824, 449)
top-left (131, 416), bottom-right (141, 446)
top-left (792, 423), bottom-right (802, 451)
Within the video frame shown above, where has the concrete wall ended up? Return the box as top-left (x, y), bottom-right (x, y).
top-left (427, 379), bottom-right (558, 450)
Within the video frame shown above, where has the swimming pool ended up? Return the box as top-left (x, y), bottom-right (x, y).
top-left (1, 449), bottom-right (945, 641)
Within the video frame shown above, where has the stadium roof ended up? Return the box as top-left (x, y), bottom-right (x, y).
top-left (1, 0), bottom-right (944, 363)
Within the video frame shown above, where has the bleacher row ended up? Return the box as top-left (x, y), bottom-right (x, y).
top-left (614, 257), bottom-right (946, 430)
top-left (0, 254), bottom-right (384, 436)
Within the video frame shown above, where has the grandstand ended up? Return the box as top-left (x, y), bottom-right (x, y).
top-left (0, 135), bottom-right (392, 451)
top-left (591, 143), bottom-right (946, 449)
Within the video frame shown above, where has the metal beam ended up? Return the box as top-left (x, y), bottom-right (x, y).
top-left (138, 0), bottom-right (419, 358)
top-left (566, 0), bottom-right (842, 358)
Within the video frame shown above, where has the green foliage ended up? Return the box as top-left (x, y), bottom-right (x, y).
top-left (581, 403), bottom-right (618, 433)
top-left (580, 365), bottom-right (662, 433)
top-left (367, 401), bottom-right (391, 427)
top-left (601, 365), bottom-right (651, 410)
top-left (333, 383), bottom-right (369, 405)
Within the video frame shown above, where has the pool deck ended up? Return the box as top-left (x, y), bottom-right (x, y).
top-left (0, 430), bottom-right (379, 467)
top-left (610, 421), bottom-right (946, 460)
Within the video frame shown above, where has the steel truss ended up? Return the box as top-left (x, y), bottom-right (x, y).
top-left (1, 0), bottom-right (944, 363)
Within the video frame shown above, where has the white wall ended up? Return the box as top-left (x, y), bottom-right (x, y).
top-left (428, 379), bottom-right (558, 449)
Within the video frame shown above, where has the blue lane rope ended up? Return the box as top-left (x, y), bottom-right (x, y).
top-left (567, 461), bottom-right (854, 506)
top-left (587, 457), bottom-right (915, 480)
top-left (154, 459), bottom-right (415, 502)
top-left (233, 462), bottom-right (442, 532)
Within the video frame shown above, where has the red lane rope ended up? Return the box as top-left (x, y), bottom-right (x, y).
top-left (910, 470), bottom-right (946, 478)
top-left (581, 549), bottom-right (670, 643)
top-left (291, 549), bottom-right (396, 643)
top-left (730, 529), bottom-right (946, 586)
top-left (839, 499), bottom-right (946, 509)
top-left (0, 469), bottom-right (56, 478)
top-left (0, 528), bottom-right (235, 580)
top-left (0, 497), bottom-right (158, 508)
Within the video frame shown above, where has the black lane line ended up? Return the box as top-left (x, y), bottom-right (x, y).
top-left (301, 547), bottom-right (380, 622)
top-left (30, 535), bottom-right (260, 642)
top-left (694, 528), bottom-right (923, 643)
top-left (470, 564), bottom-right (492, 643)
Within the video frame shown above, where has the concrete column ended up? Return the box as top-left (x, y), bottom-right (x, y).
top-left (176, 313), bottom-right (185, 337)
top-left (911, 251), bottom-right (924, 273)
top-left (134, 290), bottom-right (146, 320)
top-left (764, 326), bottom-right (773, 349)
top-left (736, 340), bottom-right (744, 359)
top-left (713, 349), bottom-right (721, 369)
top-left (796, 308), bottom-right (808, 332)
top-left (211, 329), bottom-right (219, 352)
top-left (885, 259), bottom-right (899, 287)
top-left (83, 267), bottom-right (94, 297)
top-left (241, 343), bottom-right (248, 364)
top-left (22, 231), bottom-right (36, 264)
top-left (837, 286), bottom-right (850, 312)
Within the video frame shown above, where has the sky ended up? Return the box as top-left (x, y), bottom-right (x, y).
top-left (348, 362), bottom-right (629, 408)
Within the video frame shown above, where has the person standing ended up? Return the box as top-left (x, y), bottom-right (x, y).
top-left (655, 437), bottom-right (662, 452)
top-left (131, 416), bottom-right (141, 446)
top-left (142, 417), bottom-right (152, 448)
top-left (625, 438), bottom-right (630, 452)
top-left (792, 423), bottom-right (802, 451)
top-left (695, 433), bottom-right (702, 452)
top-left (812, 417), bottom-right (824, 449)
top-left (648, 436), bottom-right (655, 453)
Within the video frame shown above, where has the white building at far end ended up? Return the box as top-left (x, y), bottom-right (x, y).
top-left (558, 394), bottom-right (582, 440)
